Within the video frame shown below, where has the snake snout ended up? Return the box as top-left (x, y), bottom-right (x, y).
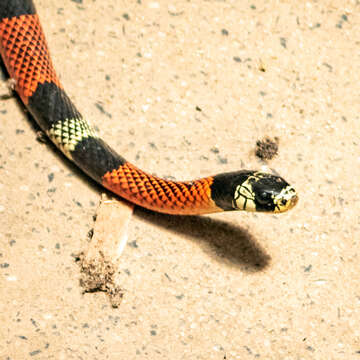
top-left (274, 185), bottom-right (298, 213)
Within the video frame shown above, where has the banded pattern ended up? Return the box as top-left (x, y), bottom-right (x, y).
top-left (0, 0), bottom-right (298, 215)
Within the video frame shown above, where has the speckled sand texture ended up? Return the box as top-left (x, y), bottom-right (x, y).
top-left (1, 0), bottom-right (360, 359)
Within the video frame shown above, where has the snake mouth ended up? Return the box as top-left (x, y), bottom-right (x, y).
top-left (287, 193), bottom-right (299, 210)
top-left (273, 186), bottom-right (298, 213)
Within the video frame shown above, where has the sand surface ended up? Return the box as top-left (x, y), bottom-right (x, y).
top-left (1, 0), bottom-right (359, 359)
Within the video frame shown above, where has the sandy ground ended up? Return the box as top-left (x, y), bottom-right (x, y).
top-left (1, 0), bottom-right (360, 359)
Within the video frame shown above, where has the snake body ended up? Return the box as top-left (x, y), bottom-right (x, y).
top-left (0, 0), bottom-right (298, 215)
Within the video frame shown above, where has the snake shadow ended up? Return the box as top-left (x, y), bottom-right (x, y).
top-left (136, 209), bottom-right (271, 272)
top-left (30, 124), bottom-right (271, 273)
top-left (1, 60), bottom-right (270, 273)
top-left (36, 131), bottom-right (271, 272)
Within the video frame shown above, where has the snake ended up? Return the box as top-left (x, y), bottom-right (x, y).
top-left (0, 0), bottom-right (298, 215)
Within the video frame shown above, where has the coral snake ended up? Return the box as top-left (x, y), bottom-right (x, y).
top-left (0, 0), bottom-right (298, 215)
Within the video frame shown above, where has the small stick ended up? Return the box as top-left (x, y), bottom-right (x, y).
top-left (78, 194), bottom-right (134, 307)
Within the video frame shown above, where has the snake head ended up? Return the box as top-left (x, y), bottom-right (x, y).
top-left (233, 172), bottom-right (298, 213)
top-left (212, 170), bottom-right (298, 213)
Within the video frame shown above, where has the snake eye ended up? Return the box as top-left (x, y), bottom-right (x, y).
top-left (257, 191), bottom-right (272, 205)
